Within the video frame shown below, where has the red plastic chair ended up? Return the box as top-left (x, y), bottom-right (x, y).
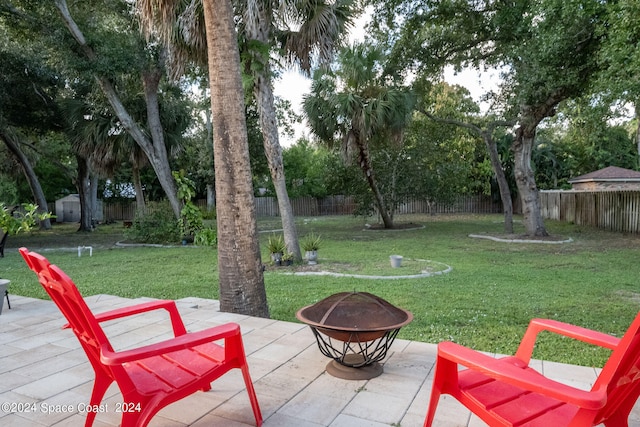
top-left (424, 313), bottom-right (640, 427)
top-left (20, 248), bottom-right (262, 427)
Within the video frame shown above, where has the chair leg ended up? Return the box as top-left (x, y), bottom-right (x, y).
top-left (84, 376), bottom-right (112, 427)
top-left (423, 386), bottom-right (442, 427)
top-left (5, 290), bottom-right (10, 309)
top-left (241, 364), bottom-right (263, 427)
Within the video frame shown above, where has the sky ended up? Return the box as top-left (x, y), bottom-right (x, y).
top-left (272, 10), bottom-right (500, 146)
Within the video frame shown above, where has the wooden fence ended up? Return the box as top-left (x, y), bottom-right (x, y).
top-left (99, 194), bottom-right (502, 222)
top-left (540, 190), bottom-right (640, 233)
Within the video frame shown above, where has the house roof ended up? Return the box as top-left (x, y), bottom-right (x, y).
top-left (569, 166), bottom-right (640, 183)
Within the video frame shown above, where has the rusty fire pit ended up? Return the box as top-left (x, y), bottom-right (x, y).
top-left (296, 291), bottom-right (413, 380)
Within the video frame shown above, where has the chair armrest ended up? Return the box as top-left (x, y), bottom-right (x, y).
top-left (86, 300), bottom-right (187, 336)
top-left (438, 341), bottom-right (607, 410)
top-left (515, 318), bottom-right (619, 363)
top-left (100, 322), bottom-right (241, 365)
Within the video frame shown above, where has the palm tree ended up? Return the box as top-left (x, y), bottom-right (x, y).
top-left (137, 0), bottom-right (269, 317)
top-left (303, 43), bottom-right (415, 228)
top-left (240, 0), bottom-right (358, 260)
top-left (60, 97), bottom-right (150, 230)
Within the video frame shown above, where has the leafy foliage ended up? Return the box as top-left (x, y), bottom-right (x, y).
top-left (0, 203), bottom-right (52, 235)
top-left (173, 171), bottom-right (204, 238)
top-left (125, 202), bottom-right (180, 244)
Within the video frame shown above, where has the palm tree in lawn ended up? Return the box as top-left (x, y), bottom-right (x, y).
top-left (136, 0), bottom-right (268, 317)
top-left (303, 43), bottom-right (415, 229)
top-left (240, 0), bottom-right (358, 260)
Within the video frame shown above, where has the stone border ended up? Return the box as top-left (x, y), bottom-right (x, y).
top-left (468, 234), bottom-right (573, 244)
top-left (279, 259), bottom-right (452, 280)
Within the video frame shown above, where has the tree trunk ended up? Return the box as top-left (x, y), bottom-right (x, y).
top-left (203, 0), bottom-right (269, 318)
top-left (484, 133), bottom-right (513, 233)
top-left (511, 92), bottom-right (568, 237)
top-left (0, 129), bottom-right (52, 229)
top-left (513, 121), bottom-right (548, 237)
top-left (247, 12), bottom-right (301, 261)
top-left (635, 103), bottom-right (640, 167)
top-left (354, 132), bottom-right (394, 228)
top-left (54, 0), bottom-right (182, 219)
top-left (254, 70), bottom-right (301, 260)
top-left (206, 183), bottom-right (216, 211)
top-left (90, 171), bottom-right (99, 226)
top-left (141, 68), bottom-right (181, 218)
top-left (132, 164), bottom-right (146, 212)
top-left (76, 154), bottom-right (94, 232)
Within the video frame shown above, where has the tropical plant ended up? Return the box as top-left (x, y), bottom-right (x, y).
top-left (136, 0), bottom-right (269, 318)
top-left (303, 43), bottom-right (415, 228)
top-left (239, 0), bottom-right (359, 261)
top-left (267, 234), bottom-right (286, 254)
top-left (173, 171), bottom-right (203, 238)
top-left (301, 232), bottom-right (322, 251)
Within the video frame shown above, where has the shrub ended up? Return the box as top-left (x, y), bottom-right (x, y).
top-left (194, 227), bottom-right (217, 247)
top-left (125, 202), bottom-right (180, 244)
top-left (0, 203), bottom-right (52, 235)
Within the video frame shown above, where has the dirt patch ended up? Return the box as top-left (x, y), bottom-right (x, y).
top-left (364, 222), bottom-right (424, 231)
top-left (615, 290), bottom-right (640, 305)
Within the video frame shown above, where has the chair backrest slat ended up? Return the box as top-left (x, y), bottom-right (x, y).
top-left (19, 249), bottom-right (113, 366)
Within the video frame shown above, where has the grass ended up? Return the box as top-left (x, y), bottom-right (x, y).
top-left (3, 214), bottom-right (640, 368)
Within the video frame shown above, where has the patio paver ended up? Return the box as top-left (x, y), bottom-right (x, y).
top-left (1, 294), bottom-right (639, 427)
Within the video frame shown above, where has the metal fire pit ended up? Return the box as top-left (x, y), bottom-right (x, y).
top-left (296, 291), bottom-right (413, 380)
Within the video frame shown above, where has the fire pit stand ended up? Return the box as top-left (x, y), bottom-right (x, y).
top-left (296, 292), bottom-right (413, 380)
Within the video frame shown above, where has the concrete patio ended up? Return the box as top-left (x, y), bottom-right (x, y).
top-left (1, 294), bottom-right (639, 427)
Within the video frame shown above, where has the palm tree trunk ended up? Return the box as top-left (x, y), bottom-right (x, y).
top-left (354, 133), bottom-right (394, 228)
top-left (247, 11), bottom-right (301, 260)
top-left (254, 70), bottom-right (302, 260)
top-left (203, 0), bottom-right (269, 317)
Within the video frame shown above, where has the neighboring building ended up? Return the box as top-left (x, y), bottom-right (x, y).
top-left (54, 194), bottom-right (103, 223)
top-left (568, 166), bottom-right (640, 191)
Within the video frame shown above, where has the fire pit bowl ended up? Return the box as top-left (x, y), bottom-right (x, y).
top-left (296, 291), bottom-right (413, 380)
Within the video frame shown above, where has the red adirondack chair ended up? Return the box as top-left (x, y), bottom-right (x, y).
top-left (424, 313), bottom-right (640, 427)
top-left (20, 248), bottom-right (262, 427)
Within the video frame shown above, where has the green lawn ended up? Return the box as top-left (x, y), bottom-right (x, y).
top-left (4, 213), bottom-right (639, 368)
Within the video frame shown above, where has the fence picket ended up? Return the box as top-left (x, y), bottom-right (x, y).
top-left (541, 190), bottom-right (640, 234)
top-left (92, 195), bottom-right (502, 223)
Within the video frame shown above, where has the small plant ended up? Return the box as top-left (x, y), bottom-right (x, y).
top-left (267, 234), bottom-right (286, 254)
top-left (301, 232), bottom-right (322, 251)
top-left (0, 203), bottom-right (52, 235)
top-left (282, 252), bottom-right (294, 261)
top-left (194, 227), bottom-right (217, 247)
top-left (173, 171), bottom-right (203, 239)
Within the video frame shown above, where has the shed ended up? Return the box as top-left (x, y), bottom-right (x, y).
top-left (568, 166), bottom-right (640, 191)
top-left (55, 194), bottom-right (81, 223)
